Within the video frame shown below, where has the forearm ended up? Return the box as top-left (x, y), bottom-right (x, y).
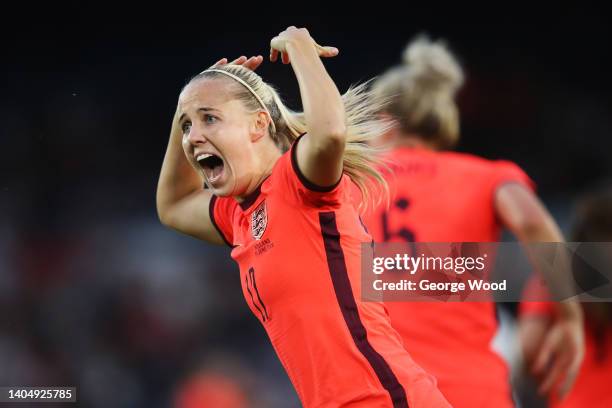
top-left (156, 108), bottom-right (203, 220)
top-left (519, 218), bottom-right (582, 320)
top-left (286, 41), bottom-right (346, 146)
top-left (513, 211), bottom-right (564, 242)
top-left (523, 225), bottom-right (582, 320)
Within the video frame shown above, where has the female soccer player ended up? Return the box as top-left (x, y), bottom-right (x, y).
top-left (156, 26), bottom-right (450, 407)
top-left (520, 188), bottom-right (612, 408)
top-left (360, 36), bottom-right (584, 407)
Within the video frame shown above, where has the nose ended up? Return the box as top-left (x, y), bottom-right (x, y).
top-left (187, 124), bottom-right (207, 146)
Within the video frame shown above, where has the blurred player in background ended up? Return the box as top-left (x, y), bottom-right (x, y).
top-left (520, 187), bottom-right (612, 407)
top-left (359, 36), bottom-right (584, 407)
top-left (157, 26), bottom-right (450, 407)
top-left (175, 368), bottom-right (250, 408)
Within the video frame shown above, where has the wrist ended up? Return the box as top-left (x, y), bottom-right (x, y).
top-left (286, 38), bottom-right (318, 57)
top-left (556, 301), bottom-right (583, 322)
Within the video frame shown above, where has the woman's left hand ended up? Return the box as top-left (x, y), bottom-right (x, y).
top-left (270, 26), bottom-right (338, 64)
top-left (531, 315), bottom-right (585, 399)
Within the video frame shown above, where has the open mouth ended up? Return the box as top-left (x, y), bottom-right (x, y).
top-left (196, 153), bottom-right (225, 183)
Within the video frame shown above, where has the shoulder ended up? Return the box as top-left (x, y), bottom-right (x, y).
top-left (438, 151), bottom-right (530, 178)
top-left (210, 194), bottom-right (240, 246)
top-left (441, 151), bottom-right (498, 170)
top-left (267, 135), bottom-right (351, 208)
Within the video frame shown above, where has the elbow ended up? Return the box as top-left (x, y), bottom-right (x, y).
top-left (326, 108), bottom-right (348, 143)
top-left (319, 129), bottom-right (347, 158)
top-left (156, 200), bottom-right (173, 228)
top-left (320, 123), bottom-right (348, 150)
top-left (327, 124), bottom-right (347, 144)
top-left (308, 94), bottom-right (347, 147)
top-left (308, 123), bottom-right (347, 155)
top-left (157, 208), bottom-right (170, 228)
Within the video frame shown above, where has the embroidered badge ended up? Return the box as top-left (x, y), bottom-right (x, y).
top-left (251, 201), bottom-right (267, 240)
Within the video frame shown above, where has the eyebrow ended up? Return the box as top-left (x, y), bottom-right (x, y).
top-left (178, 107), bottom-right (220, 124)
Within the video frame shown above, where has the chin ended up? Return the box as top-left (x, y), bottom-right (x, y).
top-left (210, 184), bottom-right (232, 197)
top-left (209, 177), bottom-right (237, 197)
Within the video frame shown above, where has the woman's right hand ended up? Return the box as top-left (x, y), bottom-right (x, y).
top-left (211, 55), bottom-right (264, 71)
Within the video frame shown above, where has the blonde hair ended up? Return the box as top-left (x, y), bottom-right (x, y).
top-left (372, 35), bottom-right (464, 149)
top-left (189, 64), bottom-right (390, 208)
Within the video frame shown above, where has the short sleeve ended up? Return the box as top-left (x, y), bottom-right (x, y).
top-left (492, 160), bottom-right (536, 193)
top-left (272, 136), bottom-right (350, 208)
top-left (209, 195), bottom-right (237, 247)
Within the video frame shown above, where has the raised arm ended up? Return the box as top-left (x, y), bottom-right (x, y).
top-left (156, 106), bottom-right (225, 245)
top-left (270, 26), bottom-right (344, 188)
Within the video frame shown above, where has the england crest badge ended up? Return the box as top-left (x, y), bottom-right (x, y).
top-left (251, 201), bottom-right (267, 240)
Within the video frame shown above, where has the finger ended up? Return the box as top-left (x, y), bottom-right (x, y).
top-left (243, 56), bottom-right (257, 67)
top-left (533, 331), bottom-right (558, 374)
top-left (539, 353), bottom-right (570, 395)
top-left (253, 55), bottom-right (264, 69)
top-left (270, 36), bottom-right (285, 53)
top-left (281, 51), bottom-right (290, 64)
top-left (557, 369), bottom-right (577, 399)
top-left (244, 56), bottom-right (263, 70)
top-left (270, 49), bottom-right (279, 62)
top-left (558, 354), bottom-right (582, 398)
top-left (318, 46), bottom-right (339, 58)
top-left (212, 58), bottom-right (228, 67)
top-left (230, 56), bottom-right (247, 65)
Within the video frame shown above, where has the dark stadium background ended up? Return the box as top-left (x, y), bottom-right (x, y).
top-left (1, 8), bottom-right (610, 408)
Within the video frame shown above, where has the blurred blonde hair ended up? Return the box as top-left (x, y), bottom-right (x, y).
top-left (372, 35), bottom-right (464, 149)
top-left (189, 64), bottom-right (391, 209)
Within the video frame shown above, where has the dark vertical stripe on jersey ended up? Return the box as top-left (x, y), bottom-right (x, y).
top-left (318, 211), bottom-right (409, 408)
top-left (250, 267), bottom-right (269, 320)
top-left (245, 274), bottom-right (266, 322)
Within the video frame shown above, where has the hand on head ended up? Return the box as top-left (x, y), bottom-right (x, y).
top-left (211, 55), bottom-right (264, 71)
top-left (209, 27), bottom-right (338, 72)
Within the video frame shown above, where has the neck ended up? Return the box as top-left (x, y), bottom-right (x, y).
top-left (236, 141), bottom-right (282, 202)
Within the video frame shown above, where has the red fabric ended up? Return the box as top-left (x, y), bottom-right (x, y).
top-left (211, 141), bottom-right (450, 407)
top-left (360, 147), bottom-right (534, 407)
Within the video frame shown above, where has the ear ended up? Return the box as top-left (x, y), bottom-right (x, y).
top-left (250, 111), bottom-right (271, 142)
